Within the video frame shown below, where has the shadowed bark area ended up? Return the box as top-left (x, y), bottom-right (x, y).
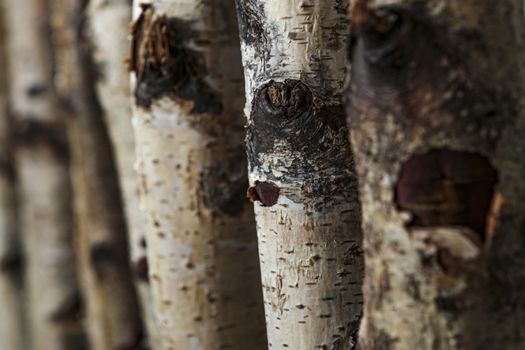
top-left (130, 1), bottom-right (267, 349)
top-left (347, 0), bottom-right (525, 349)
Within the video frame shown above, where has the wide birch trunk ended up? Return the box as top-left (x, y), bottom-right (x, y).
top-left (129, 0), bottom-right (267, 349)
top-left (87, 1), bottom-right (160, 347)
top-left (347, 0), bottom-right (525, 349)
top-left (3, 0), bottom-right (86, 348)
top-left (64, 0), bottom-right (144, 348)
top-left (235, 1), bottom-right (364, 348)
top-left (0, 8), bottom-right (24, 350)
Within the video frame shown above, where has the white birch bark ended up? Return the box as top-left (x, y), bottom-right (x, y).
top-left (236, 0), bottom-right (364, 348)
top-left (87, 1), bottom-right (160, 347)
top-left (0, 8), bottom-right (24, 350)
top-left (130, 0), bottom-right (267, 349)
top-left (3, 0), bottom-right (86, 348)
top-left (61, 0), bottom-right (144, 348)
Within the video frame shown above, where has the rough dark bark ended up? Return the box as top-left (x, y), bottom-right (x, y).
top-left (347, 0), bottom-right (525, 349)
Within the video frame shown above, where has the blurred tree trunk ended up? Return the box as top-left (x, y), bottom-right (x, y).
top-left (0, 7), bottom-right (25, 350)
top-left (87, 1), bottom-right (160, 347)
top-left (235, 0), bottom-right (363, 348)
top-left (129, 0), bottom-right (267, 349)
top-left (2, 0), bottom-right (86, 349)
top-left (60, 0), bottom-right (144, 348)
top-left (348, 1), bottom-right (525, 349)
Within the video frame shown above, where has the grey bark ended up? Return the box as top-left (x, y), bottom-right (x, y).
top-left (347, 0), bottom-right (525, 349)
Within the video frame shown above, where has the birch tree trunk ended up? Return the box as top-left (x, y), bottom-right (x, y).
top-left (0, 8), bottom-right (25, 350)
top-left (347, 1), bottom-right (525, 349)
top-left (87, 1), bottom-right (160, 347)
top-left (235, 1), bottom-right (363, 348)
top-left (129, 1), bottom-right (267, 348)
top-left (3, 0), bottom-right (86, 348)
top-left (64, 0), bottom-right (144, 348)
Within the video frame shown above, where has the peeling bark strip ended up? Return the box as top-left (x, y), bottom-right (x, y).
top-left (347, 0), bottom-right (525, 349)
top-left (3, 0), bottom-right (87, 348)
top-left (131, 1), bottom-right (266, 349)
top-left (236, 1), bottom-right (363, 348)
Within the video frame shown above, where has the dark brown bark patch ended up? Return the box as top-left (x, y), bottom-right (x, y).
top-left (13, 118), bottom-right (69, 159)
top-left (247, 80), bottom-right (355, 200)
top-left (0, 251), bottom-right (23, 274)
top-left (132, 257), bottom-right (149, 283)
top-left (200, 152), bottom-right (249, 215)
top-left (247, 181), bottom-right (280, 207)
top-left (395, 149), bottom-right (497, 240)
top-left (89, 242), bottom-right (120, 280)
top-left (49, 290), bottom-right (84, 324)
top-left (129, 4), bottom-right (222, 114)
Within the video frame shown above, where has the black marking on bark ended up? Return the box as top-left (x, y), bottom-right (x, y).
top-left (235, 0), bottom-right (267, 47)
top-left (49, 290), bottom-right (83, 324)
top-left (247, 181), bottom-right (280, 207)
top-left (26, 84), bottom-right (47, 98)
top-left (13, 118), bottom-right (69, 159)
top-left (133, 257), bottom-right (149, 282)
top-left (247, 80), bottom-right (355, 200)
top-left (89, 242), bottom-right (119, 280)
top-left (434, 295), bottom-right (460, 313)
top-left (129, 4), bottom-right (222, 114)
top-left (395, 149), bottom-right (497, 240)
top-left (200, 151), bottom-right (249, 215)
top-left (0, 157), bottom-right (16, 183)
top-left (0, 251), bottom-right (23, 275)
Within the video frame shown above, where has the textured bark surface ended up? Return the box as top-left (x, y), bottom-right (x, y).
top-left (130, 1), bottom-right (266, 349)
top-left (88, 0), bottom-right (160, 347)
top-left (0, 8), bottom-right (24, 350)
top-left (236, 1), bottom-right (364, 348)
top-left (64, 0), bottom-right (144, 348)
top-left (347, 0), bottom-right (525, 349)
top-left (3, 0), bottom-right (86, 348)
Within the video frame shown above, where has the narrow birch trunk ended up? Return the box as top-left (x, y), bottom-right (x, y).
top-left (3, 0), bottom-right (86, 348)
top-left (87, 1), bottom-right (160, 347)
top-left (347, 1), bottom-right (525, 349)
top-left (0, 8), bottom-right (25, 350)
top-left (129, 1), bottom-right (267, 348)
top-left (64, 0), bottom-right (144, 348)
top-left (235, 1), bottom-right (363, 348)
